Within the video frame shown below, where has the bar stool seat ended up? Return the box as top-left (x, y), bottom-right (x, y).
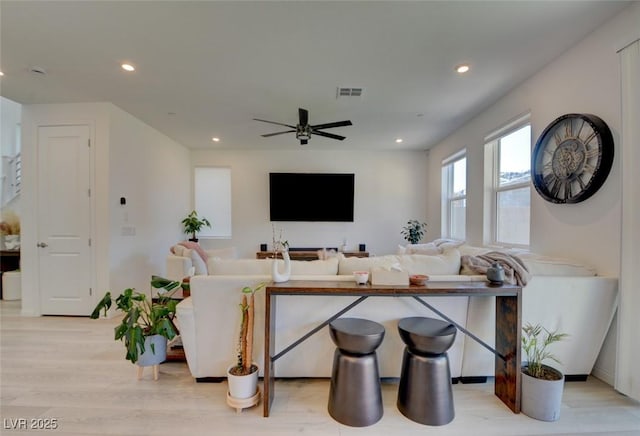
top-left (397, 316), bottom-right (457, 426)
top-left (328, 318), bottom-right (385, 427)
top-left (329, 318), bottom-right (385, 354)
top-left (398, 317), bottom-right (456, 355)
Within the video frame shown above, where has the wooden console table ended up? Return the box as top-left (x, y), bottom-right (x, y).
top-left (263, 280), bottom-right (521, 417)
top-left (256, 250), bottom-right (368, 260)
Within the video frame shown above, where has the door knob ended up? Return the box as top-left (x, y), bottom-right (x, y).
top-left (37, 242), bottom-right (48, 248)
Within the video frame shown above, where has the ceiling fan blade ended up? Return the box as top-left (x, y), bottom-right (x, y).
top-left (311, 129), bottom-right (346, 141)
top-left (310, 120), bottom-right (352, 130)
top-left (298, 108), bottom-right (308, 126)
top-left (300, 139), bottom-right (308, 145)
top-left (253, 118), bottom-right (296, 129)
top-left (261, 130), bottom-right (296, 137)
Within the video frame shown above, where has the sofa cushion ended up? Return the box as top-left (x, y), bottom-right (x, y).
top-left (338, 254), bottom-right (400, 275)
top-left (205, 246), bottom-right (238, 259)
top-left (513, 252), bottom-right (597, 277)
top-left (398, 242), bottom-right (441, 255)
top-left (289, 257), bottom-right (339, 275)
top-left (397, 249), bottom-right (461, 275)
top-left (458, 245), bottom-right (597, 276)
top-left (208, 258), bottom-right (272, 275)
top-left (338, 250), bottom-right (461, 276)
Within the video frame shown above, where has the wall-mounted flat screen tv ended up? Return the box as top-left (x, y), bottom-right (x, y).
top-left (269, 173), bottom-right (355, 222)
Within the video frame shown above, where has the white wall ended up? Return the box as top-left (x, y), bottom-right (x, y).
top-left (191, 149), bottom-right (429, 257)
top-left (1, 96), bottom-right (22, 212)
top-left (20, 102), bottom-right (190, 315)
top-left (427, 4), bottom-right (639, 277)
top-left (426, 3), bottom-right (640, 384)
top-left (108, 105), bottom-right (191, 294)
top-left (1, 96), bottom-right (21, 157)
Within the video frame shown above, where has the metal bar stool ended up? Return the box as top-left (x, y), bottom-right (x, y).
top-left (397, 316), bottom-right (457, 426)
top-left (328, 317), bottom-right (385, 427)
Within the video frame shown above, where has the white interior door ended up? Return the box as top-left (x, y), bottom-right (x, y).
top-left (37, 125), bottom-right (93, 315)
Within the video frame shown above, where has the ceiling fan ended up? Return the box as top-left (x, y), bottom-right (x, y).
top-left (254, 108), bottom-right (352, 145)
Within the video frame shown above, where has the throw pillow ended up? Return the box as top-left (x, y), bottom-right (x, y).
top-left (190, 250), bottom-right (208, 275)
top-left (404, 242), bottom-right (441, 255)
top-left (397, 249), bottom-right (461, 275)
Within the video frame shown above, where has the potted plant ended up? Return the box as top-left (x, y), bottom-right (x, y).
top-left (401, 219), bottom-right (427, 244)
top-left (227, 282), bottom-right (265, 408)
top-left (90, 276), bottom-right (182, 380)
top-left (181, 210), bottom-right (211, 242)
top-left (521, 322), bottom-right (569, 421)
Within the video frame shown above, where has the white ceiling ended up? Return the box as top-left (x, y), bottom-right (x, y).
top-left (0, 1), bottom-right (631, 151)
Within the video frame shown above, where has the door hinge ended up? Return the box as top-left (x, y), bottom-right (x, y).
top-left (89, 288), bottom-right (92, 296)
top-left (88, 238), bottom-right (92, 247)
top-left (88, 188), bottom-right (91, 197)
top-left (88, 139), bottom-right (91, 147)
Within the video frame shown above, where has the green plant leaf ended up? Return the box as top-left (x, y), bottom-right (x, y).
top-left (89, 292), bottom-right (112, 319)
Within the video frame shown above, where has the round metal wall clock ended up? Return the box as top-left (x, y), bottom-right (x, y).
top-left (531, 113), bottom-right (614, 204)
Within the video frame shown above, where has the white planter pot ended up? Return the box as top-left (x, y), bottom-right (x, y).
top-left (136, 335), bottom-right (167, 367)
top-left (227, 365), bottom-right (258, 399)
top-left (521, 364), bottom-right (564, 421)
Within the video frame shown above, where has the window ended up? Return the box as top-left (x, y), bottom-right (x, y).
top-left (442, 150), bottom-right (466, 240)
top-left (194, 167), bottom-right (232, 238)
top-left (485, 117), bottom-right (531, 246)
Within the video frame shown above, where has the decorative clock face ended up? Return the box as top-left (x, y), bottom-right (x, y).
top-left (532, 113), bottom-right (614, 204)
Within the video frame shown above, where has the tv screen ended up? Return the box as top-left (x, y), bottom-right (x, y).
top-left (269, 173), bottom-right (355, 222)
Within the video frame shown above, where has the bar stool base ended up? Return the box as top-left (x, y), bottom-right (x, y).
top-left (328, 349), bottom-right (383, 427)
top-left (397, 347), bottom-right (455, 426)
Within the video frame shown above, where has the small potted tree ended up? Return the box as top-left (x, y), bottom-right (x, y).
top-left (521, 322), bottom-right (568, 421)
top-left (227, 282), bottom-right (265, 412)
top-left (181, 210), bottom-right (211, 242)
top-left (401, 219), bottom-right (427, 244)
top-left (90, 276), bottom-right (183, 380)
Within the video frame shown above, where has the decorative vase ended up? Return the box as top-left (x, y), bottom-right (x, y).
top-left (487, 262), bottom-right (505, 284)
top-left (521, 363), bottom-right (564, 421)
top-left (271, 251), bottom-right (291, 283)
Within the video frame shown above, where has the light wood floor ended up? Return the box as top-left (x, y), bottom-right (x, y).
top-left (1, 300), bottom-right (639, 436)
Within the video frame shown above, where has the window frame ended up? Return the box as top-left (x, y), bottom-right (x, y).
top-left (193, 166), bottom-right (232, 239)
top-left (484, 114), bottom-right (531, 247)
top-left (441, 149), bottom-right (467, 240)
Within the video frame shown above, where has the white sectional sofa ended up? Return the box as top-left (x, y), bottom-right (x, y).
top-left (175, 247), bottom-right (618, 383)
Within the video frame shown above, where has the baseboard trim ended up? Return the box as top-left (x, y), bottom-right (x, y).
top-left (565, 374), bottom-right (588, 382)
top-left (195, 377), bottom-right (225, 383)
top-left (459, 376), bottom-right (488, 384)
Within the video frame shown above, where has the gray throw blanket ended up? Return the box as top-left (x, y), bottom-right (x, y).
top-left (460, 251), bottom-right (531, 286)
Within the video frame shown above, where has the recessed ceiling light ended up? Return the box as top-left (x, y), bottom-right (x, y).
top-left (212, 137), bottom-right (220, 142)
top-left (0, 71), bottom-right (4, 76)
top-left (395, 138), bottom-right (403, 143)
top-left (456, 64), bottom-right (470, 74)
top-left (121, 63), bottom-right (135, 72)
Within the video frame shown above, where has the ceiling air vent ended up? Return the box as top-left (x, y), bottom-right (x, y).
top-left (337, 87), bottom-right (363, 98)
